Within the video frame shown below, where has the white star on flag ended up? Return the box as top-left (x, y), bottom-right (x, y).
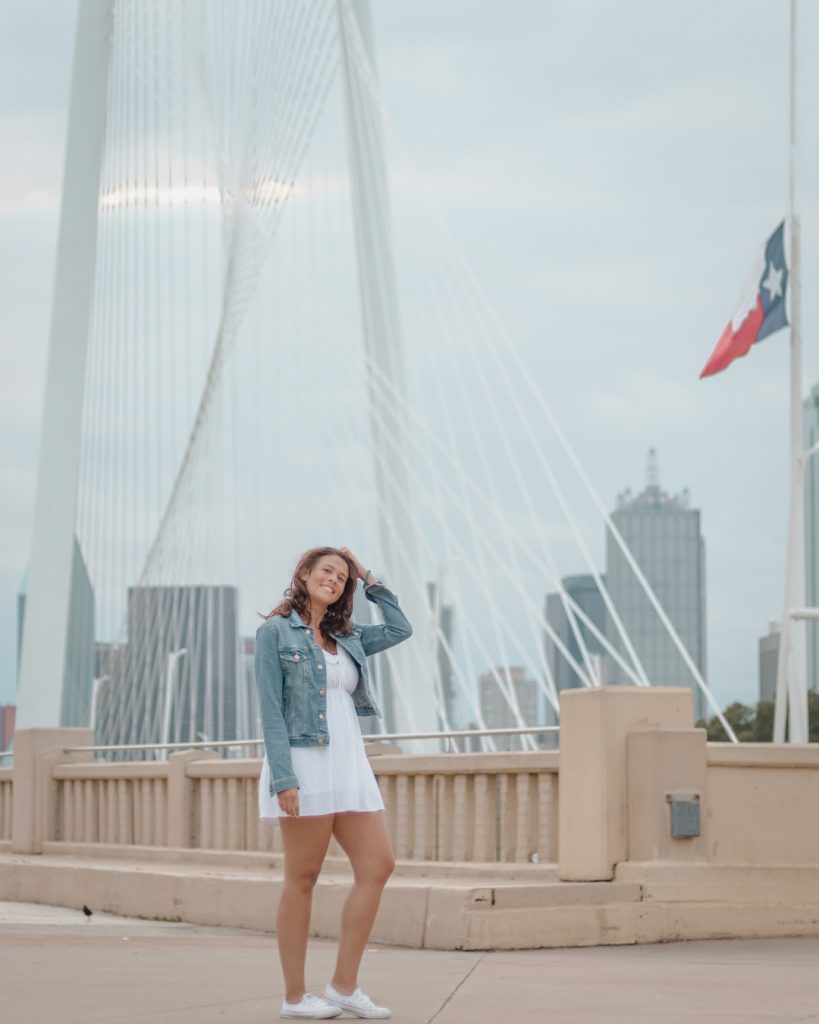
top-left (700, 220), bottom-right (788, 378)
top-left (762, 261), bottom-right (784, 302)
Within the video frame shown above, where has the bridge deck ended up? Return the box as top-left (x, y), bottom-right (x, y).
top-left (2, 901), bottom-right (818, 1024)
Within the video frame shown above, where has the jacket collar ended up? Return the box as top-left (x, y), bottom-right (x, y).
top-left (287, 609), bottom-right (309, 631)
top-left (286, 609), bottom-right (359, 640)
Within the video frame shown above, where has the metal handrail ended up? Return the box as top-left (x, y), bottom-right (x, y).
top-left (62, 725), bottom-right (559, 755)
top-left (365, 726), bottom-right (559, 742)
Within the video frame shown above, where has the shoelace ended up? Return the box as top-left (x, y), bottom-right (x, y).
top-left (293, 994), bottom-right (329, 1009)
top-left (352, 990), bottom-right (378, 1010)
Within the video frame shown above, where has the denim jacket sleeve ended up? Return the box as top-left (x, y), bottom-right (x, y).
top-left (356, 582), bottom-right (413, 656)
top-left (254, 621), bottom-right (299, 794)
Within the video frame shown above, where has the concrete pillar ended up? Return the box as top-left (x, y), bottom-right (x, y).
top-left (627, 728), bottom-right (708, 863)
top-left (11, 727), bottom-right (94, 854)
top-left (558, 686), bottom-right (693, 881)
top-left (166, 749), bottom-right (219, 849)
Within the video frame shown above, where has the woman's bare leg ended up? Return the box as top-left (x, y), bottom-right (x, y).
top-left (329, 811), bottom-right (395, 995)
top-left (278, 815), bottom-right (335, 1003)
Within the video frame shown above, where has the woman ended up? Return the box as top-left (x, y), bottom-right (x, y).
top-left (255, 546), bottom-right (413, 1020)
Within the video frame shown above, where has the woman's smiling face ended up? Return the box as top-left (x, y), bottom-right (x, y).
top-left (301, 553), bottom-right (350, 609)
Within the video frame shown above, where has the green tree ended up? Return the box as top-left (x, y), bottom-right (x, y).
top-left (810, 692), bottom-right (819, 742)
top-left (697, 695), bottom-right (819, 742)
top-left (699, 701), bottom-right (755, 742)
top-left (753, 701), bottom-right (774, 741)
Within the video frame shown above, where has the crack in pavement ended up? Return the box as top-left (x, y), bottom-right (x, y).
top-left (426, 954), bottom-right (486, 1024)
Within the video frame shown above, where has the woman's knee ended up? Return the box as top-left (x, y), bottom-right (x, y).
top-left (284, 867), bottom-right (322, 894)
top-left (360, 853), bottom-right (395, 887)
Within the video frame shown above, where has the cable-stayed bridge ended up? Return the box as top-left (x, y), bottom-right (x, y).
top-left (15, 0), bottom-right (735, 756)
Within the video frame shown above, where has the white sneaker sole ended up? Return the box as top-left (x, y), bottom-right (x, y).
top-left (323, 998), bottom-right (391, 1020)
top-left (280, 1007), bottom-right (341, 1019)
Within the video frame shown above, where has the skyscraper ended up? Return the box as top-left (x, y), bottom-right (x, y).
top-left (427, 581), bottom-right (457, 730)
top-left (606, 450), bottom-right (707, 722)
top-left (478, 665), bottom-right (539, 751)
top-left (96, 584), bottom-right (239, 751)
top-left (759, 621), bottom-right (780, 705)
top-left (544, 573), bottom-right (608, 696)
top-left (805, 381), bottom-right (819, 693)
top-left (239, 635), bottom-right (259, 742)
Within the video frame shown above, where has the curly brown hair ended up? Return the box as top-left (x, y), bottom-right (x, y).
top-left (264, 546), bottom-right (357, 639)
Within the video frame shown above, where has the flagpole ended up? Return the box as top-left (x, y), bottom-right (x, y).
top-left (773, 0), bottom-right (808, 743)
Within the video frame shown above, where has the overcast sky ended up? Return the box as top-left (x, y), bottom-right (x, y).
top-left (2, 0), bottom-right (819, 712)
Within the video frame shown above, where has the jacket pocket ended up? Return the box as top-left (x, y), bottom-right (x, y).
top-left (280, 648), bottom-right (311, 734)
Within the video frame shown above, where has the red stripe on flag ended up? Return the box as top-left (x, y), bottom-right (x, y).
top-left (699, 296), bottom-right (765, 379)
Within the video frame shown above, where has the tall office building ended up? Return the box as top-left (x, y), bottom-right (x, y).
top-left (545, 574), bottom-right (608, 695)
top-left (427, 581), bottom-right (457, 730)
top-left (759, 621), bottom-right (780, 705)
top-left (17, 537), bottom-right (95, 728)
top-left (805, 381), bottom-right (819, 693)
top-left (239, 635), bottom-right (259, 742)
top-left (606, 450), bottom-right (707, 722)
top-left (478, 665), bottom-right (539, 750)
top-left (96, 584), bottom-right (239, 751)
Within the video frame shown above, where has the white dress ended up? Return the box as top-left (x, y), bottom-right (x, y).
top-left (258, 643), bottom-right (385, 823)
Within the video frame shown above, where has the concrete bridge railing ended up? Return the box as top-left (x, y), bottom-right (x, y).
top-left (4, 732), bottom-right (559, 866)
top-left (5, 686), bottom-right (819, 879)
top-left (5, 688), bottom-right (819, 949)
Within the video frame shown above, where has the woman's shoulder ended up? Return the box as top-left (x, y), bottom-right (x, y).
top-left (256, 612), bottom-right (289, 641)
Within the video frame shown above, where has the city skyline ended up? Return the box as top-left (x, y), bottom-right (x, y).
top-left (4, 1), bottom-right (819, 714)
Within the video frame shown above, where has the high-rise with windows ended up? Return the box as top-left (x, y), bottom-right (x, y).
top-left (606, 450), bottom-right (707, 722)
top-left (759, 621), bottom-right (780, 705)
top-left (478, 665), bottom-right (539, 750)
top-left (96, 584), bottom-right (239, 750)
top-left (544, 573), bottom-right (609, 695)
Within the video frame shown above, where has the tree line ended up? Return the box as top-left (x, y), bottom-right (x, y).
top-left (696, 693), bottom-right (819, 742)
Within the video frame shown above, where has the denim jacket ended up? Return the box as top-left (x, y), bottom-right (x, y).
top-left (255, 581), bottom-right (413, 795)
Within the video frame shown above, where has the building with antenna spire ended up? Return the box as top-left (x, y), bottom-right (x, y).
top-left (606, 450), bottom-right (708, 722)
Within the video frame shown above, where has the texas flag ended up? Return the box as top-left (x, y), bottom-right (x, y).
top-left (700, 221), bottom-right (789, 379)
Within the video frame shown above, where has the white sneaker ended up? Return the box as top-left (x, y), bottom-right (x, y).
top-left (323, 984), bottom-right (391, 1019)
top-left (280, 992), bottom-right (342, 1019)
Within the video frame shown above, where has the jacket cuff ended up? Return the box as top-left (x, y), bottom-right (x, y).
top-left (270, 773), bottom-right (299, 794)
top-left (363, 580), bottom-right (389, 595)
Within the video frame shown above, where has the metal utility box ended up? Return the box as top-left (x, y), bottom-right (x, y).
top-left (666, 792), bottom-right (701, 838)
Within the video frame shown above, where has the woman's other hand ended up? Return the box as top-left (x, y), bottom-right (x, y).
top-left (277, 787), bottom-right (300, 816)
top-left (338, 546), bottom-right (367, 581)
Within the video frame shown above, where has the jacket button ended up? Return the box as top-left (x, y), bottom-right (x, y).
top-left (294, 654), bottom-right (300, 660)
top-left (319, 689), bottom-right (325, 696)
top-left (318, 664), bottom-right (323, 671)
top-left (318, 737), bottom-right (325, 745)
top-left (319, 713), bottom-right (325, 720)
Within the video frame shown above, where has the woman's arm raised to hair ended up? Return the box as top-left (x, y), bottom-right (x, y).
top-left (357, 582), bottom-right (413, 656)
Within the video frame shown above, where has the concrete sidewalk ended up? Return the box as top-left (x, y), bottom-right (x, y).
top-left (1, 901), bottom-right (818, 1024)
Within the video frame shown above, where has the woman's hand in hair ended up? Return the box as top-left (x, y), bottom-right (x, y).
top-left (277, 787), bottom-right (300, 817)
top-left (338, 547), bottom-right (367, 581)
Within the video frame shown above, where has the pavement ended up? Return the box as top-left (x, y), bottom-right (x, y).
top-left (2, 901), bottom-right (819, 1024)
